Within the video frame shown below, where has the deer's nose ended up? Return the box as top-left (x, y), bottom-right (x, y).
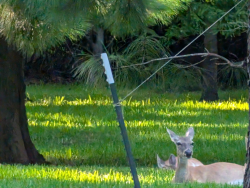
top-left (185, 149), bottom-right (192, 158)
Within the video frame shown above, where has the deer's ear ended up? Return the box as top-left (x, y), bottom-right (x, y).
top-left (169, 154), bottom-right (177, 166)
top-left (167, 128), bottom-right (179, 142)
top-left (186, 127), bottom-right (194, 140)
top-left (157, 154), bottom-right (166, 169)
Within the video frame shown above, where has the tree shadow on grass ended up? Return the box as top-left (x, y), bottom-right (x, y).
top-left (27, 103), bottom-right (248, 127)
top-left (29, 122), bottom-right (247, 168)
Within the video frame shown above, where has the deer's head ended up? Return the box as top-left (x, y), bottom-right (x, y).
top-left (167, 127), bottom-right (194, 159)
top-left (157, 154), bottom-right (177, 170)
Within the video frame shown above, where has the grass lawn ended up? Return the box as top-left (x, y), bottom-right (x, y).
top-left (3, 84), bottom-right (248, 187)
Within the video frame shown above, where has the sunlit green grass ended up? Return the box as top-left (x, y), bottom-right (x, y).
top-left (0, 165), bottom-right (242, 187)
top-left (3, 84), bottom-right (248, 187)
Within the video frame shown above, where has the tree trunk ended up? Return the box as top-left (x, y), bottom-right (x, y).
top-left (244, 1), bottom-right (250, 187)
top-left (0, 37), bottom-right (45, 164)
top-left (200, 31), bottom-right (219, 101)
top-left (85, 27), bottom-right (104, 84)
top-left (92, 27), bottom-right (104, 55)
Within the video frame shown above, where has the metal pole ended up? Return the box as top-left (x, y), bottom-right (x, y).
top-left (243, 1), bottom-right (250, 187)
top-left (101, 53), bottom-right (141, 188)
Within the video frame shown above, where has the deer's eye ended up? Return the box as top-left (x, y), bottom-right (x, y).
top-left (176, 142), bottom-right (182, 146)
top-left (191, 142), bottom-right (194, 146)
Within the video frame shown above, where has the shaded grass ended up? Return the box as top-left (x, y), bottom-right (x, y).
top-left (4, 84), bottom-right (247, 187)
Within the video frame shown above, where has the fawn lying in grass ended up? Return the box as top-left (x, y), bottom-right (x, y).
top-left (157, 154), bottom-right (203, 170)
top-left (167, 127), bottom-right (245, 185)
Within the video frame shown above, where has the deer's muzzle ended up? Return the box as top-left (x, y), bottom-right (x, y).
top-left (185, 149), bottom-right (192, 158)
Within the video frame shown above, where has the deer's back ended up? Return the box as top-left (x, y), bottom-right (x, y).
top-left (189, 162), bottom-right (244, 184)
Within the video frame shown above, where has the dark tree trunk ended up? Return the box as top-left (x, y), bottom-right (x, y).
top-left (92, 27), bottom-right (104, 55)
top-left (0, 37), bottom-right (45, 164)
top-left (244, 1), bottom-right (250, 187)
top-left (200, 31), bottom-right (219, 101)
top-left (85, 27), bottom-right (104, 84)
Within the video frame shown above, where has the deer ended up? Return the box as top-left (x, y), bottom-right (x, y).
top-left (157, 153), bottom-right (203, 170)
top-left (167, 127), bottom-right (245, 185)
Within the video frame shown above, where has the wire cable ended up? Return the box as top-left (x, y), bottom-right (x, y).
top-left (119, 0), bottom-right (245, 103)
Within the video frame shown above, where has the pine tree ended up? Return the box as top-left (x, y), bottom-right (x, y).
top-left (73, 0), bottom-right (193, 84)
top-left (0, 0), bottom-right (193, 164)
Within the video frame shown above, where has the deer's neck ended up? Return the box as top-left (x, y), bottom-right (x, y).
top-left (174, 157), bottom-right (189, 183)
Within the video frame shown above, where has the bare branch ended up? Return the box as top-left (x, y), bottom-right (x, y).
top-left (118, 52), bottom-right (245, 69)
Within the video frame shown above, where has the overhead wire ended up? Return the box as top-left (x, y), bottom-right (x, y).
top-left (118, 0), bottom-right (245, 103)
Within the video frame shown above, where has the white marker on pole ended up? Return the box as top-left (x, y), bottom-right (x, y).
top-left (100, 53), bottom-right (141, 188)
top-left (101, 53), bottom-right (114, 84)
